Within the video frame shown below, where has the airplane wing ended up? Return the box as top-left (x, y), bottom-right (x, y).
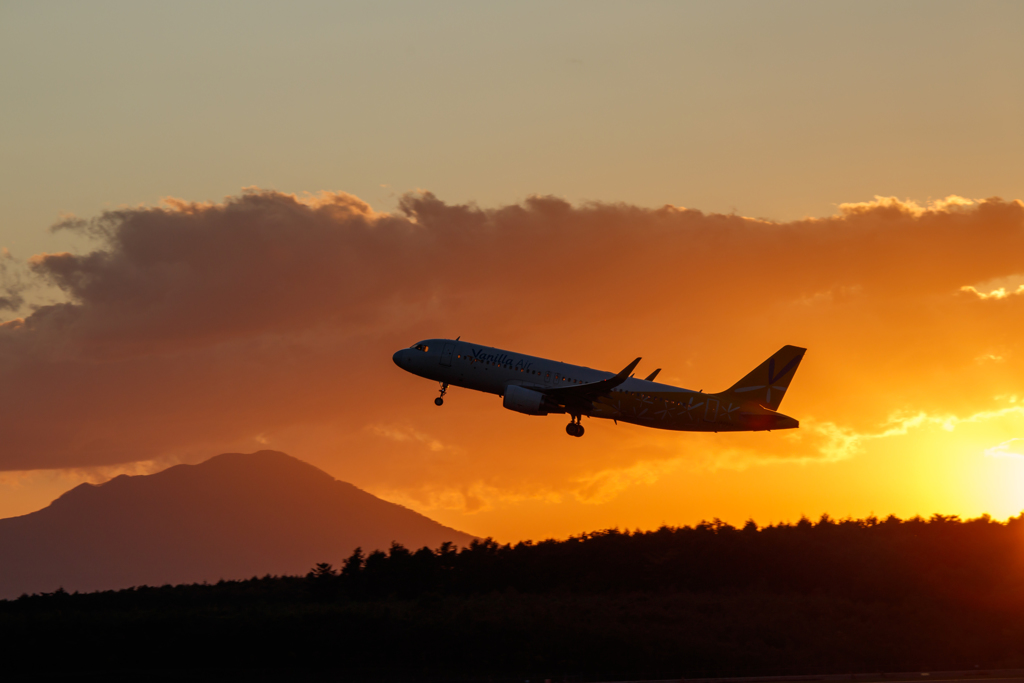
top-left (543, 357), bottom-right (641, 403)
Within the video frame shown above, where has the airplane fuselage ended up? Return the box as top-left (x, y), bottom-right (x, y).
top-left (393, 339), bottom-right (802, 435)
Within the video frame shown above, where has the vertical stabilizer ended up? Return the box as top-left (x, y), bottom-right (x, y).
top-left (721, 345), bottom-right (806, 411)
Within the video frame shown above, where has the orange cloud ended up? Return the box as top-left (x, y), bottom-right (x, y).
top-left (2, 190), bottom-right (1023, 529)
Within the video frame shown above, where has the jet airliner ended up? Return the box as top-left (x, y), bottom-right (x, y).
top-left (393, 339), bottom-right (806, 437)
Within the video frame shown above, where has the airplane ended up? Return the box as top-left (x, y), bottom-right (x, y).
top-left (393, 339), bottom-right (806, 437)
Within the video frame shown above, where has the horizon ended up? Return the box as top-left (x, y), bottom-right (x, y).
top-left (4, 432), bottom-right (1024, 545)
top-left (2, 1), bottom-right (1024, 548)
top-left (10, 446), bottom-right (1020, 540)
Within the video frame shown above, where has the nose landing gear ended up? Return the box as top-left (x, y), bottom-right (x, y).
top-left (565, 414), bottom-right (585, 437)
top-left (435, 382), bottom-right (448, 406)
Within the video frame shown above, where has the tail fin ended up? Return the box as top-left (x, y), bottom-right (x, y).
top-left (722, 345), bottom-right (806, 411)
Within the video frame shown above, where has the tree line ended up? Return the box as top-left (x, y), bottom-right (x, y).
top-left (4, 513), bottom-right (1024, 680)
top-left (302, 513), bottom-right (1024, 606)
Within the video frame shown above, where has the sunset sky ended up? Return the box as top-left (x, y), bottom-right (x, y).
top-left (2, 1), bottom-right (1024, 543)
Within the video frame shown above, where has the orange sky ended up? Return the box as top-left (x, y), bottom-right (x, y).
top-left (2, 190), bottom-right (1023, 541)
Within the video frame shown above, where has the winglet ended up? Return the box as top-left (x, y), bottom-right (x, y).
top-left (542, 357), bottom-right (642, 398)
top-left (643, 368), bottom-right (661, 382)
top-left (615, 358), bottom-right (642, 382)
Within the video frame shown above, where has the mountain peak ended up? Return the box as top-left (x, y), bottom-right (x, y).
top-left (0, 451), bottom-right (474, 598)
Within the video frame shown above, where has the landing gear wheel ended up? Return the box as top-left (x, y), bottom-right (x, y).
top-left (574, 424), bottom-right (585, 437)
top-left (435, 382), bottom-right (449, 407)
top-left (434, 397), bottom-right (444, 407)
top-left (566, 422), bottom-right (578, 436)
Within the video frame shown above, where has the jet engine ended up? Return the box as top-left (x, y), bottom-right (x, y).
top-left (502, 385), bottom-right (554, 416)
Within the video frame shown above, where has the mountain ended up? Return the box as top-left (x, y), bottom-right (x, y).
top-left (0, 450), bottom-right (475, 599)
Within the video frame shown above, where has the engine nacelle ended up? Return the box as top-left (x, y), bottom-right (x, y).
top-left (502, 384), bottom-right (551, 416)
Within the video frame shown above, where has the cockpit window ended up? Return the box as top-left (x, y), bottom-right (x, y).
top-left (412, 344), bottom-right (428, 352)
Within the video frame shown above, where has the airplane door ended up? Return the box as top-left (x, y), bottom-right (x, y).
top-left (543, 370), bottom-right (553, 386)
top-left (440, 343), bottom-right (455, 367)
top-left (704, 399), bottom-right (719, 422)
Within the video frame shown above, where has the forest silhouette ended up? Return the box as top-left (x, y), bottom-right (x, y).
top-left (5, 513), bottom-right (1024, 681)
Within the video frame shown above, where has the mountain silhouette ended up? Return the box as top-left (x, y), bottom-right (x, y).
top-left (0, 450), bottom-right (474, 598)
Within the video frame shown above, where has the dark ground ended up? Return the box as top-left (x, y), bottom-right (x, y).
top-left (5, 514), bottom-right (1024, 681)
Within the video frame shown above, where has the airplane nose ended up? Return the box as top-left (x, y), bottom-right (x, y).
top-left (392, 350), bottom-right (405, 366)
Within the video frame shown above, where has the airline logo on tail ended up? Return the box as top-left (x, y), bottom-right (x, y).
top-left (726, 345), bottom-right (806, 411)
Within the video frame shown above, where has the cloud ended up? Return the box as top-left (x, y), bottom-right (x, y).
top-left (0, 248), bottom-right (27, 312)
top-left (572, 459), bottom-right (681, 505)
top-left (1, 189), bottom-right (1024, 516)
top-left (368, 424), bottom-right (449, 453)
top-left (961, 284), bottom-right (1024, 300)
top-left (986, 438), bottom-right (1024, 459)
top-left (837, 194), bottom-right (981, 218)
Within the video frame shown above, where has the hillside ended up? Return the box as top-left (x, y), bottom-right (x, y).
top-left (0, 450), bottom-right (473, 598)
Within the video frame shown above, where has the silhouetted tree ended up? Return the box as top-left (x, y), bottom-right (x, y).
top-left (306, 562), bottom-right (338, 601)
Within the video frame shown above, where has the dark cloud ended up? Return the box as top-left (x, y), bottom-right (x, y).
top-left (0, 248), bottom-right (26, 312)
top-left (1, 190), bottom-right (1023, 513)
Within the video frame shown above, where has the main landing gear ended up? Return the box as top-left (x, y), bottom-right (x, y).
top-left (566, 414), bottom-right (585, 437)
top-left (434, 382), bottom-right (448, 407)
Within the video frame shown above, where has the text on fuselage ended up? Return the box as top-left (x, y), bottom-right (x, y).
top-left (469, 348), bottom-right (534, 371)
